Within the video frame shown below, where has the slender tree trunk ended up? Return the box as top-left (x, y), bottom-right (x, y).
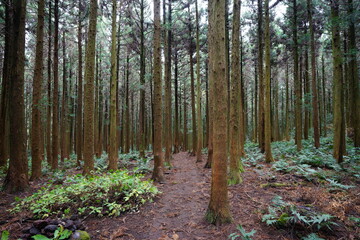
top-left (139, 0), bottom-right (146, 158)
top-left (321, 55), bottom-right (327, 136)
top-left (195, 0), bottom-right (203, 162)
top-left (229, 0), bottom-right (243, 185)
top-left (83, 0), bottom-right (97, 175)
top-left (174, 50), bottom-right (180, 153)
top-left (293, 0), bottom-right (302, 151)
top-left (109, 0), bottom-right (118, 170)
top-left (257, 0), bottom-right (265, 153)
top-left (3, 0), bottom-right (29, 192)
top-left (307, 0), bottom-right (320, 148)
top-left (285, 63), bottom-right (290, 141)
top-left (61, 31), bottom-right (70, 163)
top-left (164, 0), bottom-right (172, 165)
top-left (30, 0), bottom-right (45, 180)
top-left (124, 52), bottom-right (130, 154)
top-left (264, 0), bottom-right (273, 162)
top-left (187, 4), bottom-right (197, 156)
top-left (331, 0), bottom-right (345, 163)
top-left (76, 0), bottom-right (83, 166)
top-left (152, 0), bottom-right (165, 182)
top-left (51, 0), bottom-right (59, 170)
top-left (183, 75), bottom-right (188, 151)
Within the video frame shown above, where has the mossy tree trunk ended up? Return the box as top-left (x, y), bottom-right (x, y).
top-left (76, 0), bottom-right (83, 167)
top-left (229, 0), bottom-right (243, 185)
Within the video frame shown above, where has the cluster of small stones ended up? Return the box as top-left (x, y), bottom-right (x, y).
top-left (21, 216), bottom-right (90, 240)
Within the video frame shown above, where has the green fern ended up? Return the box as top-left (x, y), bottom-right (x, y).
top-left (228, 225), bottom-right (256, 240)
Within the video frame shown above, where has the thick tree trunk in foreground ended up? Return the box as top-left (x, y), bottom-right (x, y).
top-left (206, 0), bottom-right (232, 225)
top-left (264, 0), bottom-right (273, 163)
top-left (83, 0), bottom-right (97, 175)
top-left (152, 0), bottom-right (165, 182)
top-left (331, 0), bottom-right (345, 163)
top-left (3, 0), bottom-right (29, 193)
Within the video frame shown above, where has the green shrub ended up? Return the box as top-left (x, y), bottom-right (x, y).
top-left (11, 170), bottom-right (159, 218)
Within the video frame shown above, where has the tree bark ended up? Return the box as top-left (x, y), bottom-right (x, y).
top-left (3, 0), bottom-right (29, 193)
top-left (205, 0), bottom-right (232, 225)
top-left (152, 0), bottom-right (165, 182)
top-left (307, 0), bottom-right (320, 148)
top-left (109, 0), bottom-right (118, 170)
top-left (83, 0), bottom-right (97, 175)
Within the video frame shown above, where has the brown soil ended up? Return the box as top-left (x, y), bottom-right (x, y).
top-left (1, 152), bottom-right (359, 240)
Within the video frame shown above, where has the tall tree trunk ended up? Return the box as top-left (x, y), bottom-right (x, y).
top-left (0, 0), bottom-right (11, 168)
top-left (109, 0), bottom-right (118, 170)
top-left (206, 0), bottom-right (232, 225)
top-left (331, 0), bottom-right (345, 163)
top-left (187, 4), bottom-right (197, 156)
top-left (139, 0), bottom-right (146, 158)
top-left (264, 0), bottom-right (273, 162)
top-left (347, 0), bottom-right (360, 147)
top-left (30, 0), bottom-right (45, 180)
top-left (46, 0), bottom-right (52, 166)
top-left (257, 0), bottom-right (265, 153)
top-left (195, 0), bottom-right (203, 162)
top-left (285, 63), bottom-right (290, 141)
top-left (152, 0), bottom-right (165, 182)
top-left (174, 50), bottom-right (180, 153)
top-left (293, 0), bottom-right (302, 151)
top-left (307, 0), bottom-right (320, 148)
top-left (51, 0), bottom-right (59, 170)
top-left (303, 46), bottom-right (309, 140)
top-left (83, 0), bottom-right (97, 175)
top-left (3, 0), bottom-right (29, 192)
top-left (321, 55), bottom-right (327, 136)
top-left (76, 0), bottom-right (83, 166)
top-left (229, 0), bottom-right (243, 185)
top-left (61, 31), bottom-right (69, 162)
top-left (124, 52), bottom-right (130, 153)
top-left (164, 0), bottom-right (172, 165)
top-left (183, 75), bottom-right (188, 151)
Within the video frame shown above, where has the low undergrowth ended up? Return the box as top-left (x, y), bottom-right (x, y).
top-left (11, 170), bottom-right (159, 219)
top-left (262, 196), bottom-right (337, 238)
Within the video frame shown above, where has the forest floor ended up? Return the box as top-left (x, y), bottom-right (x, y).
top-left (0, 141), bottom-right (359, 240)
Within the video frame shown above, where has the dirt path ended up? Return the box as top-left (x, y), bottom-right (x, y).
top-left (85, 152), bottom-right (288, 240)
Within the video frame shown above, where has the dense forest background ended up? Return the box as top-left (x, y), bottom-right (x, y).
top-left (0, 0), bottom-right (359, 239)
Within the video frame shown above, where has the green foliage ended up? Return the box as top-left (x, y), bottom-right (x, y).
top-left (301, 233), bottom-right (325, 240)
top-left (12, 170), bottom-right (159, 218)
top-left (262, 196), bottom-right (336, 231)
top-left (349, 216), bottom-right (360, 226)
top-left (326, 178), bottom-right (355, 190)
top-left (228, 225), bottom-right (256, 240)
top-left (32, 226), bottom-right (72, 240)
top-left (1, 231), bottom-right (9, 240)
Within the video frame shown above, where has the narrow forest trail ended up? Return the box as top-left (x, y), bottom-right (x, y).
top-left (85, 152), bottom-right (281, 240)
top-left (84, 152), bottom-right (353, 240)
